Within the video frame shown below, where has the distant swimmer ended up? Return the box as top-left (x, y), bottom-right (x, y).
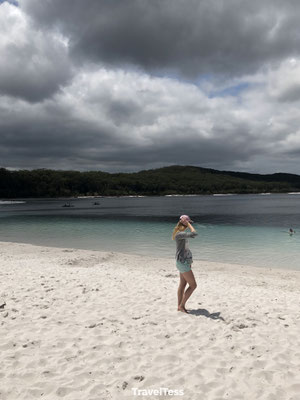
top-left (282, 228), bottom-right (296, 236)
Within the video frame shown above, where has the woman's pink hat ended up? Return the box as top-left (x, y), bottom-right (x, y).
top-left (179, 215), bottom-right (194, 226)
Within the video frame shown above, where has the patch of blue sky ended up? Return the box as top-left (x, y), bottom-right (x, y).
top-left (148, 68), bottom-right (214, 88)
top-left (209, 82), bottom-right (250, 98)
top-left (0, 0), bottom-right (18, 5)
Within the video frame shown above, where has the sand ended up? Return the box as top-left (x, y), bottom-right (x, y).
top-left (0, 241), bottom-right (300, 400)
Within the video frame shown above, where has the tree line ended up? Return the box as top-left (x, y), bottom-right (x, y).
top-left (0, 165), bottom-right (299, 198)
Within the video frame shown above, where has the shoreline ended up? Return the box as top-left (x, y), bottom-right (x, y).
top-left (1, 241), bottom-right (300, 399)
top-left (2, 192), bottom-right (300, 201)
top-left (1, 238), bottom-right (300, 274)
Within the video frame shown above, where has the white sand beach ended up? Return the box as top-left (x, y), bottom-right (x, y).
top-left (0, 241), bottom-right (300, 400)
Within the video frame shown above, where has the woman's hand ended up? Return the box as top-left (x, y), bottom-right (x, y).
top-left (187, 222), bottom-right (196, 232)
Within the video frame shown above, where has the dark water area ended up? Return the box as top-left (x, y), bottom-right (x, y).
top-left (1, 193), bottom-right (300, 227)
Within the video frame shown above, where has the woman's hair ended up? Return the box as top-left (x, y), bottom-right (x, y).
top-left (172, 222), bottom-right (186, 240)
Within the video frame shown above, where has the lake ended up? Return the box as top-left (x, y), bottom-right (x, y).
top-left (1, 193), bottom-right (300, 270)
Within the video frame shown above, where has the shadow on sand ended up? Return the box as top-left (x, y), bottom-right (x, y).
top-left (188, 308), bottom-right (225, 321)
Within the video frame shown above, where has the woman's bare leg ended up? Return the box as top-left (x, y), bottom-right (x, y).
top-left (178, 270), bottom-right (197, 312)
top-left (178, 273), bottom-right (187, 311)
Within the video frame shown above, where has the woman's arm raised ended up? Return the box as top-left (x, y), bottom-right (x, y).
top-left (187, 222), bottom-right (196, 233)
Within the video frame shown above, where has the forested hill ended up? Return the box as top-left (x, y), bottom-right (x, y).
top-left (1, 165), bottom-right (300, 198)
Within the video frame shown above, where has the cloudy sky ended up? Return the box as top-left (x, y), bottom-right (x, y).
top-left (1, 0), bottom-right (300, 173)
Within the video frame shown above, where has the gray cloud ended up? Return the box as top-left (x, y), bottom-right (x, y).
top-left (0, 2), bottom-right (72, 102)
top-left (21, 0), bottom-right (300, 79)
top-left (0, 67), bottom-right (283, 173)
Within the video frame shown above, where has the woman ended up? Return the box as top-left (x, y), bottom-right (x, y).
top-left (172, 215), bottom-right (198, 313)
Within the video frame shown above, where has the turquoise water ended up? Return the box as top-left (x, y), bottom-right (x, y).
top-left (0, 211), bottom-right (299, 270)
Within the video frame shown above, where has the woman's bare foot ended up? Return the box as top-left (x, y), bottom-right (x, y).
top-left (177, 306), bottom-right (188, 313)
